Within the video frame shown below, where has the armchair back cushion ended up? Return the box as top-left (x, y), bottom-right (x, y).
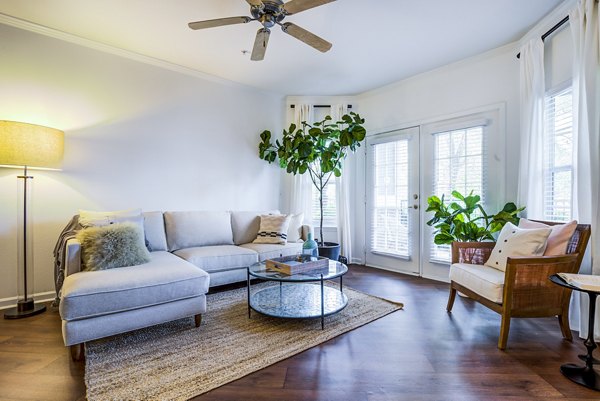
top-left (164, 211), bottom-right (233, 251)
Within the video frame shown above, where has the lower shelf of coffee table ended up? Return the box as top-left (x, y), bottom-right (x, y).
top-left (249, 283), bottom-right (348, 319)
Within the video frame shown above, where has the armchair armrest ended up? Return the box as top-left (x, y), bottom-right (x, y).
top-left (503, 254), bottom-right (579, 312)
top-left (65, 238), bottom-right (82, 276)
top-left (451, 241), bottom-right (495, 264)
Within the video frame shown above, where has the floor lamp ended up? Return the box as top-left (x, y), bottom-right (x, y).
top-left (0, 120), bottom-right (64, 319)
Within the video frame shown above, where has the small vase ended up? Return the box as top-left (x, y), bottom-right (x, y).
top-left (302, 232), bottom-right (318, 257)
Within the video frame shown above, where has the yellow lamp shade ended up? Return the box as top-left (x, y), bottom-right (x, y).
top-left (0, 120), bottom-right (64, 170)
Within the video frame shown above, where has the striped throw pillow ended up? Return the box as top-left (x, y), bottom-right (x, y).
top-left (253, 214), bottom-right (292, 244)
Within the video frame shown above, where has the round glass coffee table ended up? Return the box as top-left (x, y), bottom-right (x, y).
top-left (247, 258), bottom-right (348, 329)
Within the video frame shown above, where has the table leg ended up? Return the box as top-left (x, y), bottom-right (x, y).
top-left (340, 275), bottom-right (343, 293)
top-left (560, 292), bottom-right (600, 391)
top-left (321, 274), bottom-right (325, 330)
top-left (247, 267), bottom-right (251, 318)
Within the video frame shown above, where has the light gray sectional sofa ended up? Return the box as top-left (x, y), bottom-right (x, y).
top-left (60, 210), bottom-right (309, 360)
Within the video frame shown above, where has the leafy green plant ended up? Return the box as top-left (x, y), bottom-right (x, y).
top-left (258, 112), bottom-right (367, 245)
top-left (426, 190), bottom-right (525, 245)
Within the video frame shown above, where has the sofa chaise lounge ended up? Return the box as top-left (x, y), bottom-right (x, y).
top-left (59, 210), bottom-right (310, 359)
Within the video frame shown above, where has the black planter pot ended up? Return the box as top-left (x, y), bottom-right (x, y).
top-left (318, 242), bottom-right (341, 261)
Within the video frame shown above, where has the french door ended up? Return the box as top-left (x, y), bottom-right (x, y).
top-left (365, 127), bottom-right (420, 274)
top-left (364, 107), bottom-right (504, 281)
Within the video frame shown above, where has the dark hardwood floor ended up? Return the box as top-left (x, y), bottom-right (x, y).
top-left (1, 265), bottom-right (599, 400)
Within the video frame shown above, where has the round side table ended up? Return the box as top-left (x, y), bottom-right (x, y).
top-left (549, 274), bottom-right (600, 391)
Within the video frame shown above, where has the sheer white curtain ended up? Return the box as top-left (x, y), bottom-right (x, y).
top-left (569, 0), bottom-right (600, 340)
top-left (288, 104), bottom-right (314, 222)
top-left (517, 38), bottom-right (546, 217)
top-left (331, 104), bottom-right (353, 261)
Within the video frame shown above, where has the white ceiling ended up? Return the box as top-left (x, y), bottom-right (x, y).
top-left (0, 0), bottom-right (563, 96)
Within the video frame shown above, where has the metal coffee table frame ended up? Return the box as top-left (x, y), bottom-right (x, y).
top-left (247, 259), bottom-right (348, 329)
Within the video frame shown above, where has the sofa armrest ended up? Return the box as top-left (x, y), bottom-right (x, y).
top-left (65, 238), bottom-right (82, 276)
top-left (301, 224), bottom-right (314, 242)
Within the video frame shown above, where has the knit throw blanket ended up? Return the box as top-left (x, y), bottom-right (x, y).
top-left (52, 215), bottom-right (81, 306)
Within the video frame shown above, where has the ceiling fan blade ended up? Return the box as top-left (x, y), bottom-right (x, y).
top-left (281, 22), bottom-right (332, 52)
top-left (251, 28), bottom-right (271, 61)
top-left (284, 0), bottom-right (336, 15)
top-left (188, 16), bottom-right (252, 30)
top-left (246, 0), bottom-right (263, 6)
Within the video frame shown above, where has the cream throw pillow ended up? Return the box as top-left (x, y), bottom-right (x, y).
top-left (253, 214), bottom-right (292, 245)
top-left (518, 218), bottom-right (577, 255)
top-left (484, 222), bottom-right (552, 272)
top-left (287, 213), bottom-right (304, 243)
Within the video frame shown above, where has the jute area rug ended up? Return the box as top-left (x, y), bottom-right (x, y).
top-left (85, 283), bottom-right (403, 401)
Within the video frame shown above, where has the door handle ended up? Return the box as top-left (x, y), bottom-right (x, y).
top-left (412, 204), bottom-right (419, 209)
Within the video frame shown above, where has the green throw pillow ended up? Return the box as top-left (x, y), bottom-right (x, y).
top-left (77, 222), bottom-right (151, 271)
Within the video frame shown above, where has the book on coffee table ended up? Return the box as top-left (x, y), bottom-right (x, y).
top-left (266, 255), bottom-right (329, 275)
top-left (557, 273), bottom-right (600, 291)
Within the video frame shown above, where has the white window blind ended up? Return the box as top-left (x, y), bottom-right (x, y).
top-left (430, 126), bottom-right (486, 262)
top-left (543, 86), bottom-right (573, 222)
top-left (312, 179), bottom-right (337, 228)
top-left (370, 139), bottom-right (410, 257)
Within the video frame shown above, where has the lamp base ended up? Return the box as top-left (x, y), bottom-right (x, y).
top-left (4, 299), bottom-right (46, 319)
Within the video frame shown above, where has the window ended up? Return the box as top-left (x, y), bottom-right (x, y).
top-left (370, 139), bottom-right (411, 257)
top-left (543, 85), bottom-right (573, 222)
top-left (430, 125), bottom-right (486, 262)
top-left (312, 180), bottom-right (336, 227)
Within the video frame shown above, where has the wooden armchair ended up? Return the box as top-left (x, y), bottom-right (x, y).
top-left (446, 221), bottom-right (591, 350)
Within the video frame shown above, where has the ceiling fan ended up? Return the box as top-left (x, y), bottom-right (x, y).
top-left (188, 0), bottom-right (336, 61)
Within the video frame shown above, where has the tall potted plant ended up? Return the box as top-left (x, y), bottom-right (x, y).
top-left (258, 112), bottom-right (366, 260)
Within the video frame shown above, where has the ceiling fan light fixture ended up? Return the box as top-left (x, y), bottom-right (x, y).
top-left (188, 0), bottom-right (336, 60)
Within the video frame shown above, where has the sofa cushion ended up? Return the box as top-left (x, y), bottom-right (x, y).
top-left (143, 211), bottom-right (168, 251)
top-left (164, 211), bottom-right (233, 251)
top-left (174, 245), bottom-right (258, 273)
top-left (60, 251), bottom-right (209, 321)
top-left (449, 263), bottom-right (505, 304)
top-left (240, 242), bottom-right (303, 262)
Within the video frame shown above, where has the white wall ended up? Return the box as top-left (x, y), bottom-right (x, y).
top-left (0, 23), bottom-right (284, 305)
top-left (351, 44), bottom-right (520, 273)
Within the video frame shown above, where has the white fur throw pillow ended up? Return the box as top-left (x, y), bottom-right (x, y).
top-left (484, 222), bottom-right (552, 272)
top-left (77, 222), bottom-right (151, 271)
top-left (253, 214), bottom-right (292, 245)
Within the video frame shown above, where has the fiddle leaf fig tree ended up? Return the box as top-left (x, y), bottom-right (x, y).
top-left (258, 112), bottom-right (367, 245)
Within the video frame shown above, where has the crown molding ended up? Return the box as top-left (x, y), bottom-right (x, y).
top-left (0, 13), bottom-right (279, 96)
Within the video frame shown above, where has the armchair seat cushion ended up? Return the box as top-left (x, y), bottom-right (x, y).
top-left (60, 251), bottom-right (209, 321)
top-left (449, 263), bottom-right (505, 304)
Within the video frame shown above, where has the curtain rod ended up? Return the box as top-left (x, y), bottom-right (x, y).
top-left (516, 15), bottom-right (569, 59)
top-left (290, 104), bottom-right (353, 109)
